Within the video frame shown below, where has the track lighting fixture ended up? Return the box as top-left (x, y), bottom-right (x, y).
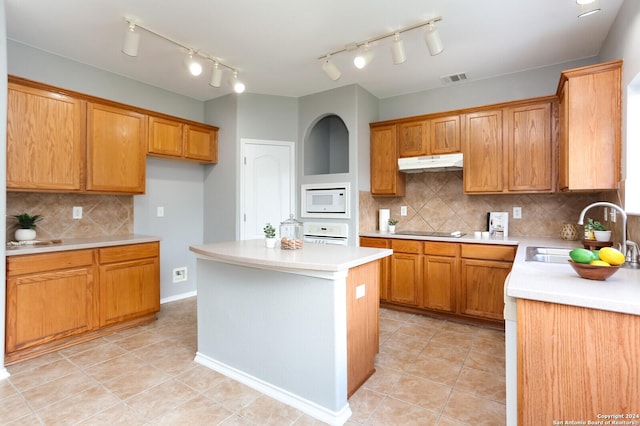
top-left (232, 71), bottom-right (245, 93)
top-left (353, 43), bottom-right (373, 69)
top-left (424, 22), bottom-right (444, 56)
top-left (121, 17), bottom-right (244, 93)
top-left (577, 0), bottom-right (601, 17)
top-left (390, 33), bottom-right (406, 65)
top-left (318, 17), bottom-right (443, 80)
top-left (209, 62), bottom-right (223, 88)
top-left (122, 22), bottom-right (140, 57)
top-left (184, 51), bottom-right (203, 76)
top-left (322, 55), bottom-right (342, 81)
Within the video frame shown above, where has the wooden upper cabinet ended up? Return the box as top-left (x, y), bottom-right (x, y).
top-left (86, 102), bottom-right (147, 194)
top-left (398, 120), bottom-right (429, 157)
top-left (370, 124), bottom-right (405, 196)
top-left (557, 60), bottom-right (622, 191)
top-left (505, 101), bottom-right (554, 192)
top-left (463, 109), bottom-right (503, 193)
top-left (7, 82), bottom-right (85, 191)
top-left (430, 115), bottom-right (461, 154)
top-left (184, 124), bottom-right (218, 162)
top-left (148, 116), bottom-right (218, 163)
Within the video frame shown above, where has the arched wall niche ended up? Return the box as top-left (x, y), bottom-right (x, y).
top-left (304, 114), bottom-right (349, 175)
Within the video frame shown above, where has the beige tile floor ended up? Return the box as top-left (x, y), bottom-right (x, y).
top-left (0, 297), bottom-right (506, 425)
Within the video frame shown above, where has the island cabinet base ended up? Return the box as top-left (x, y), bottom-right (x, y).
top-left (517, 299), bottom-right (640, 425)
top-left (194, 257), bottom-right (381, 426)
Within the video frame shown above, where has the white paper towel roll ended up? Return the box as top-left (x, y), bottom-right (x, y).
top-left (379, 209), bottom-right (390, 233)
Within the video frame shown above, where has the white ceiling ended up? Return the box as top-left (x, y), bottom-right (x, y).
top-left (5, 0), bottom-right (625, 102)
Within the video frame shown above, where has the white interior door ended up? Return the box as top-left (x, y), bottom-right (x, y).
top-left (241, 139), bottom-right (295, 240)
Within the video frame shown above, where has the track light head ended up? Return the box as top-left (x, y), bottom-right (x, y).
top-left (184, 51), bottom-right (203, 76)
top-left (322, 55), bottom-right (341, 81)
top-left (577, 0), bottom-right (601, 17)
top-left (390, 33), bottom-right (406, 65)
top-left (122, 22), bottom-right (140, 57)
top-left (424, 22), bottom-right (444, 56)
top-left (232, 71), bottom-right (245, 93)
top-left (353, 43), bottom-right (373, 69)
top-left (209, 62), bottom-right (223, 88)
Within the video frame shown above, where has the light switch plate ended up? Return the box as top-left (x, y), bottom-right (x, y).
top-left (72, 206), bottom-right (82, 219)
top-left (513, 207), bottom-right (522, 219)
top-left (355, 284), bottom-right (366, 299)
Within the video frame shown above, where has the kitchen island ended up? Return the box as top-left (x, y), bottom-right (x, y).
top-left (189, 239), bottom-right (392, 426)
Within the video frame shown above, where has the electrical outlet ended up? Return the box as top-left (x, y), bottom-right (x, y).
top-left (611, 210), bottom-right (617, 223)
top-left (157, 206), bottom-right (165, 217)
top-left (604, 207), bottom-right (608, 222)
top-left (513, 206), bottom-right (522, 219)
top-left (72, 206), bottom-right (82, 219)
top-left (400, 206), bottom-right (408, 216)
top-left (172, 267), bottom-right (187, 283)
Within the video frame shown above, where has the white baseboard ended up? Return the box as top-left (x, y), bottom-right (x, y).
top-left (0, 367), bottom-right (10, 380)
top-left (194, 352), bottom-right (351, 426)
top-left (160, 290), bottom-right (197, 304)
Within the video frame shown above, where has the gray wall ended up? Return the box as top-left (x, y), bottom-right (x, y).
top-left (0, 1), bottom-right (7, 376)
top-left (6, 41), bottom-right (207, 301)
top-left (203, 93), bottom-right (298, 243)
top-left (378, 58), bottom-right (597, 120)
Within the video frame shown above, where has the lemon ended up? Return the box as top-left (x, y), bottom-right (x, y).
top-left (589, 260), bottom-right (610, 267)
top-left (599, 247), bottom-right (625, 266)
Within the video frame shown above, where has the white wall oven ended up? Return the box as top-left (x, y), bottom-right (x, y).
top-left (301, 183), bottom-right (350, 219)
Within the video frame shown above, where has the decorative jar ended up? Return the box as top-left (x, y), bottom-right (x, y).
top-left (279, 214), bottom-right (303, 250)
top-left (560, 223), bottom-right (579, 241)
top-left (15, 228), bottom-right (36, 241)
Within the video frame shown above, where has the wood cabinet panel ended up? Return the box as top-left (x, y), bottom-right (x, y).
top-left (7, 82), bottom-right (84, 191)
top-left (557, 60), bottom-right (621, 191)
top-left (185, 124), bottom-right (218, 162)
top-left (459, 258), bottom-right (511, 320)
top-left (518, 299), bottom-right (640, 425)
top-left (148, 116), bottom-right (183, 157)
top-left (370, 124), bottom-right (405, 196)
top-left (86, 102), bottom-right (147, 194)
top-left (423, 255), bottom-right (457, 312)
top-left (461, 244), bottom-right (516, 262)
top-left (430, 115), bottom-right (461, 154)
top-left (390, 253), bottom-right (421, 306)
top-left (398, 120), bottom-right (428, 157)
top-left (505, 102), bottom-right (554, 192)
top-left (346, 260), bottom-right (380, 397)
top-left (359, 237), bottom-right (391, 301)
top-left (463, 110), bottom-right (503, 193)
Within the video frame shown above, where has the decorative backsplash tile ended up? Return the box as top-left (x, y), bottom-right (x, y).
top-left (6, 192), bottom-right (133, 241)
top-left (360, 171), bottom-right (609, 239)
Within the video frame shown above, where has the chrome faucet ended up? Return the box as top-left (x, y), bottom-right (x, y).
top-left (577, 201), bottom-right (638, 268)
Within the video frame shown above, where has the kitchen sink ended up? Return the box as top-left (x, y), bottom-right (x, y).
top-left (525, 246), bottom-right (574, 264)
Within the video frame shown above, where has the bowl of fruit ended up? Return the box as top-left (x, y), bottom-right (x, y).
top-left (568, 247), bottom-right (625, 281)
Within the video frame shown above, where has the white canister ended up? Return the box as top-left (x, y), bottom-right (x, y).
top-left (379, 209), bottom-right (390, 233)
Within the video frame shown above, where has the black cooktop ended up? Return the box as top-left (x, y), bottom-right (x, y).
top-left (394, 230), bottom-right (465, 238)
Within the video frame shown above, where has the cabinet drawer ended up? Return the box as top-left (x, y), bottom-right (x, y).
top-left (7, 250), bottom-right (94, 276)
top-left (360, 237), bottom-right (390, 249)
top-left (424, 242), bottom-right (459, 257)
top-left (391, 239), bottom-right (422, 254)
top-left (461, 244), bottom-right (516, 261)
top-left (99, 242), bottom-right (159, 264)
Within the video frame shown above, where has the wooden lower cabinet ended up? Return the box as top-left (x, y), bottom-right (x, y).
top-left (5, 242), bottom-right (160, 364)
top-left (518, 299), bottom-right (640, 425)
top-left (359, 237), bottom-right (391, 301)
top-left (390, 240), bottom-right (422, 306)
top-left (423, 242), bottom-right (459, 313)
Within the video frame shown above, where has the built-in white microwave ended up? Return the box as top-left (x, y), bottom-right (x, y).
top-left (301, 183), bottom-right (350, 218)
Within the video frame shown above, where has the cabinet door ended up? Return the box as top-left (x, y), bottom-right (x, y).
top-left (6, 250), bottom-right (95, 353)
top-left (506, 102), bottom-right (553, 192)
top-left (423, 255), bottom-right (457, 312)
top-left (98, 243), bottom-right (160, 326)
top-left (7, 82), bottom-right (84, 191)
top-left (463, 110), bottom-right (503, 193)
top-left (370, 124), bottom-right (405, 196)
top-left (398, 120), bottom-right (429, 157)
top-left (184, 124), bottom-right (218, 163)
top-left (430, 115), bottom-right (461, 154)
top-left (86, 102), bottom-right (147, 194)
top-left (459, 259), bottom-right (511, 320)
top-left (148, 116), bottom-right (183, 157)
top-left (390, 253), bottom-right (421, 306)
top-left (359, 237), bottom-right (391, 301)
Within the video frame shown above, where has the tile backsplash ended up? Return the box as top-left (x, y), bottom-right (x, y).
top-left (360, 171), bottom-right (608, 239)
top-left (7, 192), bottom-right (133, 241)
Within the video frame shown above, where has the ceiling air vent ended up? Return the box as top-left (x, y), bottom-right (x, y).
top-left (440, 72), bottom-right (468, 84)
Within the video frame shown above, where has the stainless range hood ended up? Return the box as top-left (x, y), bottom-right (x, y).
top-left (398, 152), bottom-right (463, 173)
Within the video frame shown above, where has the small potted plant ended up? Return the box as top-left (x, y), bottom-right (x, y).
top-left (263, 223), bottom-right (277, 248)
top-left (13, 213), bottom-right (42, 241)
top-left (585, 218), bottom-right (611, 242)
top-left (388, 218), bottom-right (399, 234)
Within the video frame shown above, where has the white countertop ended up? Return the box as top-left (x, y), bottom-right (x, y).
top-left (190, 239), bottom-right (393, 273)
top-left (5, 234), bottom-right (161, 256)
top-left (361, 232), bottom-right (640, 315)
top-left (359, 230), bottom-right (519, 245)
